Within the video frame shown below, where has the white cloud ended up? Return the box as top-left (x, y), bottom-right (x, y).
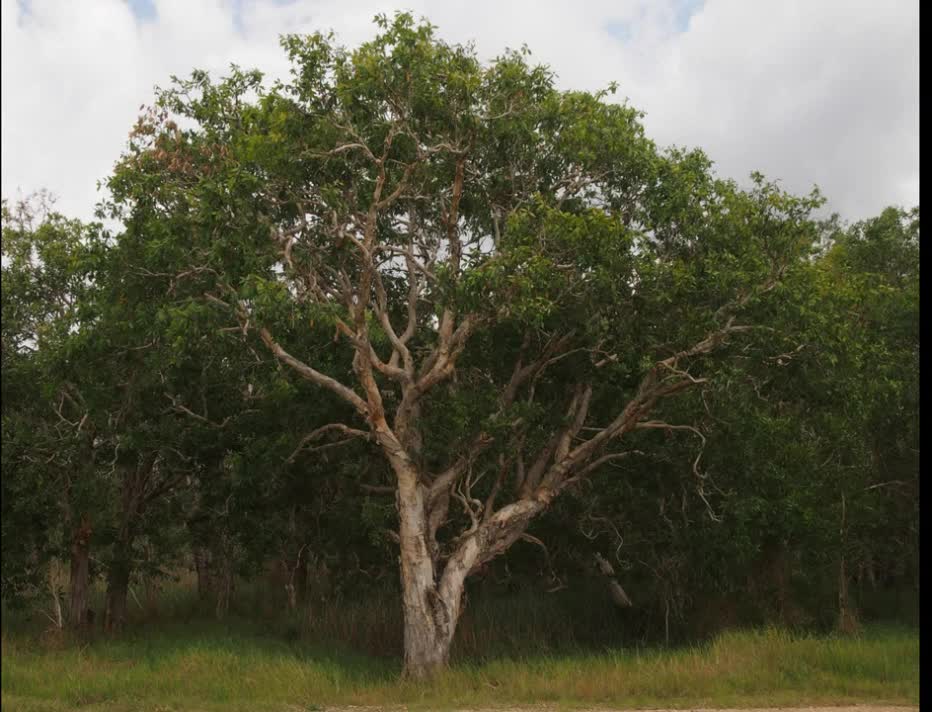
top-left (1, 0), bottom-right (918, 223)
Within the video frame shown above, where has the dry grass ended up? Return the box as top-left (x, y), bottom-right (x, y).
top-left (0, 623), bottom-right (918, 711)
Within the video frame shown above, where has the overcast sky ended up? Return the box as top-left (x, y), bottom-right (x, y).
top-left (1, 0), bottom-right (919, 224)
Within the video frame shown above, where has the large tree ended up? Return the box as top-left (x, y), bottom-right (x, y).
top-left (107, 14), bottom-right (825, 676)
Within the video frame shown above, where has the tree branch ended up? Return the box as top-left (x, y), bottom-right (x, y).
top-left (258, 327), bottom-right (369, 416)
top-left (286, 423), bottom-right (371, 464)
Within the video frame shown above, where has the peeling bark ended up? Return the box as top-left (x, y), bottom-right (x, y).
top-left (395, 460), bottom-right (450, 677)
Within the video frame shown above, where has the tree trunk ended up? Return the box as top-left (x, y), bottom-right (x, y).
top-left (193, 544), bottom-right (215, 599)
top-left (837, 493), bottom-right (860, 634)
top-left (214, 537), bottom-right (234, 620)
top-left (400, 546), bottom-right (473, 678)
top-left (402, 608), bottom-right (456, 678)
top-left (49, 563), bottom-right (64, 630)
top-left (143, 544), bottom-right (159, 616)
top-left (594, 552), bottom-right (633, 608)
top-left (394, 456), bottom-right (545, 678)
top-left (101, 454), bottom-right (153, 632)
top-left (68, 516), bottom-right (92, 628)
top-left (104, 563), bottom-right (130, 632)
top-left (397, 475), bottom-right (458, 679)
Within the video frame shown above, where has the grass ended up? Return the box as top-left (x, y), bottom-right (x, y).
top-left (0, 622), bottom-right (919, 711)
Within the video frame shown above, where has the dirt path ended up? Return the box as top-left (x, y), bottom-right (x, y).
top-left (321, 706), bottom-right (918, 712)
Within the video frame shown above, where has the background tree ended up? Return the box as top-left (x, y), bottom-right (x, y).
top-left (1, 194), bottom-right (112, 626)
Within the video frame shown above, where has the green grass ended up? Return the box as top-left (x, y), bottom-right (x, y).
top-left (1, 623), bottom-right (918, 711)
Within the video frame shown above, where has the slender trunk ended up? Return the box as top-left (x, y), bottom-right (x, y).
top-left (188, 481), bottom-right (216, 600)
top-left (837, 493), bottom-right (859, 634)
top-left (215, 567), bottom-right (232, 619)
top-left (68, 516), bottom-right (92, 628)
top-left (49, 564), bottom-right (64, 630)
top-left (214, 536), bottom-right (234, 620)
top-left (144, 575), bottom-right (158, 615)
top-left (774, 542), bottom-right (788, 624)
top-left (104, 562), bottom-right (130, 632)
top-left (283, 544), bottom-right (308, 612)
top-left (143, 545), bottom-right (158, 615)
top-left (594, 552), bottom-right (633, 608)
top-left (105, 458), bottom-right (148, 632)
top-left (193, 545), bottom-right (215, 599)
top-left (837, 553), bottom-right (859, 633)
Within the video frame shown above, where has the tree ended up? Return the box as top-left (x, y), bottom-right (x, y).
top-left (1, 194), bottom-right (113, 625)
top-left (809, 206), bottom-right (920, 628)
top-left (533, 205), bottom-right (920, 638)
top-left (107, 13), bottom-right (827, 676)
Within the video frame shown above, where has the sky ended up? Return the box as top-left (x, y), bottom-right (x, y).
top-left (1, 0), bottom-right (919, 224)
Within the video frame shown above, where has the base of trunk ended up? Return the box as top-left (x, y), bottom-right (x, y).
top-left (402, 643), bottom-right (451, 680)
top-left (401, 601), bottom-right (456, 679)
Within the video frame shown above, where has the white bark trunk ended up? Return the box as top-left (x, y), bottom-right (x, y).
top-left (396, 462), bottom-right (457, 678)
top-left (396, 462), bottom-right (547, 677)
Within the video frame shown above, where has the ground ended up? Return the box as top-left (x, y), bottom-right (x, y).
top-left (318, 708), bottom-right (919, 712)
